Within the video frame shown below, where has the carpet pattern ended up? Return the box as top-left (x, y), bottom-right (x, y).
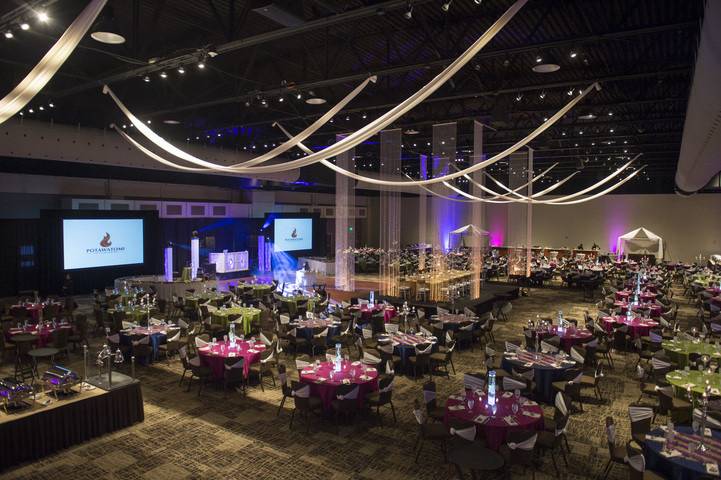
top-left (1, 284), bottom-right (695, 479)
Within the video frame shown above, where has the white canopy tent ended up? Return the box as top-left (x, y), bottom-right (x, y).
top-left (616, 227), bottom-right (664, 260)
top-left (448, 224), bottom-right (489, 250)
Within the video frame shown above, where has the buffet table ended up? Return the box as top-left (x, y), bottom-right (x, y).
top-left (0, 381), bottom-right (144, 470)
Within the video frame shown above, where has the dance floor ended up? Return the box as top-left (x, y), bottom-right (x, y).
top-left (0, 285), bottom-right (695, 480)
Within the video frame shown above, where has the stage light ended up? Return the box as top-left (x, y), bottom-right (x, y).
top-left (539, 91), bottom-right (546, 99)
top-left (38, 105), bottom-right (44, 110)
top-left (122, 124), bottom-right (127, 129)
top-left (473, 0), bottom-right (482, 4)
top-left (4, 31), bottom-right (13, 39)
top-left (37, 11), bottom-right (49, 22)
top-left (20, 23), bottom-right (29, 30)
top-left (404, 1), bottom-right (413, 19)
top-left (160, 71), bottom-right (167, 79)
top-left (535, 54), bottom-right (542, 63)
top-left (569, 50), bottom-right (577, 59)
top-left (28, 108), bottom-right (34, 113)
top-left (146, 120), bottom-right (151, 124)
top-left (362, 113), bottom-right (367, 119)
top-left (278, 96), bottom-right (284, 102)
top-left (567, 88), bottom-right (574, 96)
top-left (610, 129), bottom-right (614, 133)
top-left (177, 66), bottom-right (185, 74)
top-left (608, 111), bottom-right (614, 116)
top-left (296, 92), bottom-right (302, 99)
top-left (515, 93), bottom-right (522, 102)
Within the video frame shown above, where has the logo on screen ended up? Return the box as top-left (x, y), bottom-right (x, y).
top-left (291, 228), bottom-right (297, 238)
top-left (100, 232), bottom-right (112, 247)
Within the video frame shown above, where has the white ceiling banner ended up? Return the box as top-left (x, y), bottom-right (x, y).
top-left (0, 0), bottom-right (108, 125)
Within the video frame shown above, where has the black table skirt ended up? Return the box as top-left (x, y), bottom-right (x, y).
top-left (1, 381), bottom-right (144, 471)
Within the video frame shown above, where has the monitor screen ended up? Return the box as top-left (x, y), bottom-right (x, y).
top-left (63, 218), bottom-right (144, 269)
top-left (274, 218), bottom-right (313, 252)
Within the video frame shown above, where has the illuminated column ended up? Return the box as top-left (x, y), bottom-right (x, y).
top-left (431, 122), bottom-right (458, 255)
top-left (164, 246), bottom-right (173, 282)
top-left (379, 129), bottom-right (402, 297)
top-left (418, 154), bottom-right (427, 271)
top-left (471, 121), bottom-right (485, 298)
top-left (191, 231), bottom-right (200, 280)
top-left (334, 134), bottom-right (356, 291)
top-left (507, 148), bottom-right (533, 277)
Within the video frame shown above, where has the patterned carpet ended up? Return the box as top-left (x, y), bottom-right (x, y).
top-left (1, 284), bottom-right (695, 480)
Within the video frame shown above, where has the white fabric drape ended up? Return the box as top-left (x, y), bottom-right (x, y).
top-left (450, 426), bottom-right (476, 441)
top-left (628, 406), bottom-right (653, 422)
top-left (107, 1), bottom-right (528, 174)
top-left (0, 0), bottom-right (108, 124)
top-left (508, 433), bottom-right (537, 450)
top-left (464, 373), bottom-right (485, 391)
top-left (502, 377), bottom-right (527, 391)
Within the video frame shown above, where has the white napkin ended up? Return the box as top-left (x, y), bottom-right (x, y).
top-left (474, 414), bottom-right (489, 424)
top-left (448, 404), bottom-right (466, 411)
top-left (449, 394), bottom-right (465, 401)
top-left (504, 416), bottom-right (519, 426)
top-left (706, 463), bottom-right (719, 476)
top-left (522, 411), bottom-right (541, 418)
top-left (660, 450), bottom-right (682, 458)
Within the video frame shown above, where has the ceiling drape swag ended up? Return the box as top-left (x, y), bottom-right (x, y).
top-left (0, 0), bottom-right (108, 125)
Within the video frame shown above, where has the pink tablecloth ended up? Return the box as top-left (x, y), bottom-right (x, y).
top-left (614, 301), bottom-right (664, 318)
top-left (351, 304), bottom-right (397, 323)
top-left (602, 316), bottom-right (658, 338)
top-left (445, 390), bottom-right (544, 451)
top-left (615, 290), bottom-right (657, 302)
top-left (538, 326), bottom-right (593, 351)
top-left (10, 302), bottom-right (63, 321)
top-left (7, 324), bottom-right (72, 347)
top-left (712, 296), bottom-right (721, 308)
top-left (299, 361), bottom-right (378, 410)
top-left (198, 340), bottom-right (265, 380)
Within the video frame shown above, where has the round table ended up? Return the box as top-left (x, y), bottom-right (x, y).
top-left (185, 292), bottom-right (228, 308)
top-left (614, 301), bottom-right (664, 318)
top-left (280, 295), bottom-right (318, 317)
top-left (10, 302), bottom-right (63, 321)
top-left (444, 389), bottom-right (544, 450)
top-left (666, 370), bottom-right (721, 397)
top-left (197, 340), bottom-right (265, 380)
top-left (378, 332), bottom-right (437, 366)
top-left (107, 306), bottom-right (158, 324)
top-left (601, 315), bottom-right (658, 338)
top-left (211, 307), bottom-right (261, 334)
top-left (237, 283), bottom-right (273, 297)
top-left (350, 304), bottom-right (397, 323)
top-left (7, 324), bottom-right (72, 348)
top-left (501, 350), bottom-right (576, 403)
top-left (536, 325), bottom-right (593, 351)
top-left (616, 290), bottom-right (657, 302)
top-left (645, 426), bottom-right (721, 480)
top-left (28, 347), bottom-right (60, 375)
top-left (662, 340), bottom-right (721, 369)
top-left (290, 318), bottom-right (341, 346)
top-left (119, 325), bottom-right (171, 363)
top-left (299, 360), bottom-right (378, 410)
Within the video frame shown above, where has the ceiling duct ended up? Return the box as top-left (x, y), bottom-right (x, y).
top-left (251, 1), bottom-right (305, 27)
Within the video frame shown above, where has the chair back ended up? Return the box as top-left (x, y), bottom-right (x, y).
top-left (628, 405), bottom-right (653, 436)
top-left (505, 430), bottom-right (537, 467)
top-left (422, 381), bottom-right (437, 410)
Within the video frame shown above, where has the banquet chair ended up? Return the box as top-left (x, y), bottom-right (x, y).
top-left (131, 335), bottom-right (153, 364)
top-left (498, 430), bottom-right (537, 479)
top-left (600, 416), bottom-right (626, 480)
top-left (656, 386), bottom-right (691, 424)
top-left (178, 346), bottom-right (212, 396)
top-left (537, 393), bottom-right (571, 475)
top-left (287, 328), bottom-right (310, 357)
top-left (289, 381), bottom-right (323, 432)
top-left (276, 363), bottom-right (293, 416)
top-left (331, 383), bottom-right (360, 431)
top-left (366, 375), bottom-right (397, 425)
top-left (0, 333), bottom-right (17, 365)
top-left (628, 405), bottom-right (654, 443)
top-left (579, 363), bottom-right (604, 401)
top-left (158, 328), bottom-right (182, 363)
top-left (249, 344), bottom-right (276, 392)
top-left (223, 357), bottom-right (246, 396)
top-left (625, 440), bottom-right (664, 480)
top-left (49, 326), bottom-right (70, 360)
top-left (412, 399), bottom-right (451, 462)
top-left (430, 340), bottom-right (456, 377)
top-left (408, 343), bottom-right (433, 380)
top-left (421, 381), bottom-right (446, 422)
top-left (106, 332), bottom-right (131, 358)
top-left (371, 314), bottom-right (385, 335)
top-left (551, 368), bottom-right (585, 412)
top-left (68, 314), bottom-right (88, 352)
top-left (377, 343), bottom-right (401, 374)
top-left (311, 327), bottom-right (329, 356)
top-left (454, 322), bottom-right (474, 351)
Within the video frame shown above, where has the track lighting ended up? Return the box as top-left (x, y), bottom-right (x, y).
top-left (515, 93), bottom-right (522, 102)
top-left (197, 61), bottom-right (205, 69)
top-left (4, 31), bottom-right (13, 39)
top-left (535, 54), bottom-right (542, 63)
top-left (404, 1), bottom-right (413, 19)
top-left (159, 71), bottom-right (167, 79)
top-left (177, 66), bottom-right (185, 74)
top-left (37, 11), bottom-right (49, 22)
top-left (20, 23), bottom-right (29, 30)
top-left (569, 50), bottom-right (577, 59)
top-left (143, 75), bottom-right (150, 82)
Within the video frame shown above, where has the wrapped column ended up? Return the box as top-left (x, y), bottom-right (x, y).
top-left (379, 129), bottom-right (402, 297)
top-left (334, 135), bottom-right (356, 291)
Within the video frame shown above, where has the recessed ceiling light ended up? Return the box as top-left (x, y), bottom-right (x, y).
top-left (4, 31), bottom-right (13, 39)
top-left (160, 71), bottom-right (167, 78)
top-left (91, 31), bottom-right (125, 44)
top-left (143, 75), bottom-right (150, 82)
top-left (578, 113), bottom-right (597, 120)
top-left (163, 120), bottom-right (180, 125)
top-left (532, 63), bottom-right (560, 73)
top-left (197, 61), bottom-right (205, 69)
top-left (177, 66), bottom-right (185, 74)
top-left (305, 97), bottom-right (326, 105)
top-left (20, 23), bottom-right (29, 30)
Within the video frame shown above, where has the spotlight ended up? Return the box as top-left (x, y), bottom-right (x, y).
top-left (610, 129), bottom-right (614, 133)
top-left (36, 11), bottom-right (49, 22)
top-left (539, 91), bottom-right (546, 99)
top-left (4, 31), bottom-right (13, 39)
top-left (143, 75), bottom-right (150, 82)
top-left (278, 96), bottom-right (284, 102)
top-left (441, 0), bottom-right (452, 12)
top-left (345, 115), bottom-right (350, 121)
top-left (296, 92), bottom-right (302, 99)
top-left (90, 7), bottom-right (125, 44)
top-left (160, 71), bottom-right (167, 78)
top-left (362, 113), bottom-right (367, 119)
top-left (515, 93), bottom-right (522, 102)
top-left (197, 61), bottom-right (205, 69)
top-left (569, 50), bottom-right (577, 59)
top-left (608, 111), bottom-right (614, 116)
top-left (177, 66), bottom-right (185, 74)
top-left (473, 0), bottom-right (483, 4)
top-left (20, 23), bottom-right (29, 30)
top-left (39, 105), bottom-right (44, 110)
top-left (48, 102), bottom-right (54, 108)
top-left (535, 54), bottom-right (542, 63)
top-left (244, 101), bottom-right (250, 107)
top-left (146, 120), bottom-right (151, 124)
top-left (28, 108), bottom-right (34, 113)
top-left (567, 88), bottom-right (574, 96)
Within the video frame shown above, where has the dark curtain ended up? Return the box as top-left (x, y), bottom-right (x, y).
top-left (0, 219), bottom-right (39, 297)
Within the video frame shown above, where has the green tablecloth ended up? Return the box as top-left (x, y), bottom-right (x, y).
top-left (108, 306), bottom-right (158, 324)
top-left (237, 283), bottom-right (272, 297)
top-left (691, 274), bottom-right (721, 287)
top-left (280, 296), bottom-right (317, 317)
top-left (211, 307), bottom-right (261, 334)
top-left (181, 267), bottom-right (192, 282)
top-left (662, 340), bottom-right (721, 368)
top-left (185, 292), bottom-right (228, 308)
top-left (666, 370), bottom-right (721, 397)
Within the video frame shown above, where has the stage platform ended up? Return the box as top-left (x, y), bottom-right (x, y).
top-left (377, 283), bottom-right (519, 315)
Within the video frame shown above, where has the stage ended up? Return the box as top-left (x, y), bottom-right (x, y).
top-left (378, 283), bottom-right (519, 315)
